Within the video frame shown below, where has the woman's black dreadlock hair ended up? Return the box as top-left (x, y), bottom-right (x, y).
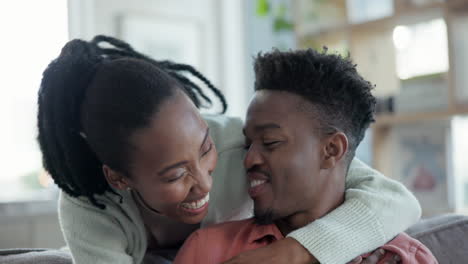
top-left (37, 35), bottom-right (227, 209)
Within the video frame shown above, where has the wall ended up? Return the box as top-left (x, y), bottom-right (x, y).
top-left (68, 0), bottom-right (252, 118)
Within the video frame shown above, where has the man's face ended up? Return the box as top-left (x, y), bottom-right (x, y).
top-left (243, 90), bottom-right (344, 225)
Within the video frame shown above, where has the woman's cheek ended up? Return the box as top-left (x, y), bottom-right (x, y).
top-left (164, 180), bottom-right (193, 204)
top-left (141, 181), bottom-right (189, 211)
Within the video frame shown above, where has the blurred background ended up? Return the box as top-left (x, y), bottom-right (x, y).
top-left (0, 0), bottom-right (467, 249)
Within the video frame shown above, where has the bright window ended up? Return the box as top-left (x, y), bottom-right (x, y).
top-left (393, 18), bottom-right (449, 80)
top-left (0, 0), bottom-right (68, 201)
top-left (452, 115), bottom-right (468, 212)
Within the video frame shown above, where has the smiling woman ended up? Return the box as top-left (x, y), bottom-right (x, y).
top-left (36, 35), bottom-right (237, 262)
top-left (107, 90), bottom-right (217, 225)
top-left (0, 0), bottom-right (68, 202)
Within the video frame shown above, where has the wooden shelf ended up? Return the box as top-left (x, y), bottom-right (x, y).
top-left (296, 1), bottom-right (446, 40)
top-left (295, 0), bottom-right (468, 186)
top-left (447, 0), bottom-right (468, 11)
top-left (373, 107), bottom-right (468, 128)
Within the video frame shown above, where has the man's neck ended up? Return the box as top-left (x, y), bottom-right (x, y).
top-left (274, 213), bottom-right (309, 236)
top-left (274, 201), bottom-right (341, 237)
top-left (274, 172), bottom-right (346, 236)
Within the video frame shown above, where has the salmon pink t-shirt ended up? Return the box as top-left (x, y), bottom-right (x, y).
top-left (173, 218), bottom-right (437, 264)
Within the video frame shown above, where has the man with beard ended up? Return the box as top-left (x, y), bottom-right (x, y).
top-left (173, 49), bottom-right (436, 264)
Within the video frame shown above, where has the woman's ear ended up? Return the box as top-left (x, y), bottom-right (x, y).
top-left (321, 132), bottom-right (348, 169)
top-left (102, 165), bottom-right (131, 190)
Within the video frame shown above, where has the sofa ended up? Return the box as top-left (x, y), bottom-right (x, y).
top-left (405, 214), bottom-right (468, 263)
top-left (1, 214), bottom-right (467, 263)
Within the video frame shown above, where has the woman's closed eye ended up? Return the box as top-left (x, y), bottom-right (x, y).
top-left (166, 171), bottom-right (187, 183)
top-left (164, 168), bottom-right (188, 183)
top-left (201, 142), bottom-right (213, 157)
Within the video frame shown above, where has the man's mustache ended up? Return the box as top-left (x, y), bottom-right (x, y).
top-left (246, 166), bottom-right (271, 178)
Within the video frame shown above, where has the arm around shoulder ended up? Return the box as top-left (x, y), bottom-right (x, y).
top-left (287, 158), bottom-right (421, 264)
top-left (344, 158), bottom-right (421, 238)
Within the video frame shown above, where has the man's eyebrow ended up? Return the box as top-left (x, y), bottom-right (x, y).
top-left (158, 127), bottom-right (210, 176)
top-left (254, 123), bottom-right (281, 132)
top-left (257, 123), bottom-right (280, 130)
top-left (243, 123), bottom-right (281, 135)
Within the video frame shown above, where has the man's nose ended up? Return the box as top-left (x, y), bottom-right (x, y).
top-left (244, 144), bottom-right (264, 170)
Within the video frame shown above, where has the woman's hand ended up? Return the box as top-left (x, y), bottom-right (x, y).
top-left (347, 249), bottom-right (402, 264)
top-left (222, 237), bottom-right (318, 264)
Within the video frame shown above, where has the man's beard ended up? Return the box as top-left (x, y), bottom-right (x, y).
top-left (254, 208), bottom-right (278, 225)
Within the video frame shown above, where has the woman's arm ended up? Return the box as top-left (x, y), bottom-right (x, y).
top-left (286, 158), bottom-right (421, 264)
top-left (224, 158), bottom-right (421, 264)
top-left (59, 191), bottom-right (148, 264)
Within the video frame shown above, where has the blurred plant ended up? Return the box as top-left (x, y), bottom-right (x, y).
top-left (20, 168), bottom-right (52, 190)
top-left (256, 0), bottom-right (270, 16)
top-left (256, 0), bottom-right (294, 32)
top-left (273, 3), bottom-right (294, 32)
top-left (20, 170), bottom-right (42, 190)
top-left (302, 0), bottom-right (328, 21)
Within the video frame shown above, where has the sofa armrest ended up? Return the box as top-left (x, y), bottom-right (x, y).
top-left (407, 214), bottom-right (468, 263)
top-left (0, 248), bottom-right (71, 264)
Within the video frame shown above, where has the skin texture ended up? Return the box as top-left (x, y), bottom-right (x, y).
top-left (350, 249), bottom-right (401, 264)
top-left (243, 90), bottom-right (347, 234)
top-left (223, 90), bottom-right (399, 264)
top-left (104, 91), bottom-right (217, 225)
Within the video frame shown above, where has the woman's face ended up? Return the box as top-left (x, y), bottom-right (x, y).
top-left (126, 91), bottom-right (217, 224)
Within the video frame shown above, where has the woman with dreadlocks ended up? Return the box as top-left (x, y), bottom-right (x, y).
top-left (37, 35), bottom-right (420, 264)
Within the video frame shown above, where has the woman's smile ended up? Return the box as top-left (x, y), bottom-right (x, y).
top-left (180, 193), bottom-right (210, 215)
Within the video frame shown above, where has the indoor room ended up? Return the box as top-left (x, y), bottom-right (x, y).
top-left (1, 0), bottom-right (467, 263)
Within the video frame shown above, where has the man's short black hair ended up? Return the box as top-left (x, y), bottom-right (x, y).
top-left (254, 48), bottom-right (376, 162)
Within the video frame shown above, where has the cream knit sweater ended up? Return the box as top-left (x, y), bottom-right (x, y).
top-left (58, 115), bottom-right (421, 264)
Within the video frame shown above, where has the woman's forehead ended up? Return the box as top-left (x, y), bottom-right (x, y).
top-left (130, 93), bottom-right (207, 167)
